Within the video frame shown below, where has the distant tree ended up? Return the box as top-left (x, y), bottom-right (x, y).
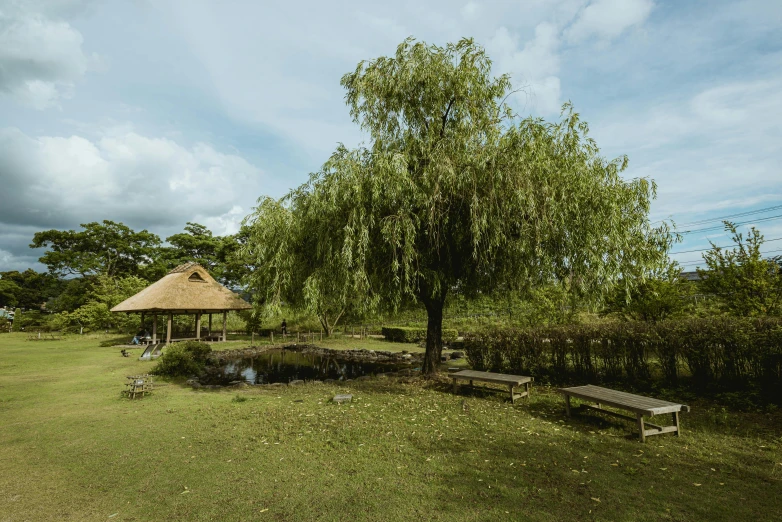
top-left (31, 220), bottom-right (161, 278)
top-left (0, 269), bottom-right (65, 310)
top-left (162, 222), bottom-right (222, 272)
top-left (0, 278), bottom-right (20, 308)
top-left (697, 222), bottom-right (782, 316)
top-left (160, 222), bottom-right (248, 287)
top-left (243, 38), bottom-right (674, 374)
top-left (45, 278), bottom-right (93, 313)
top-left (54, 275), bottom-right (148, 333)
top-left (602, 264), bottom-right (690, 322)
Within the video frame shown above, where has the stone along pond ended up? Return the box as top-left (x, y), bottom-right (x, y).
top-left (199, 346), bottom-right (423, 386)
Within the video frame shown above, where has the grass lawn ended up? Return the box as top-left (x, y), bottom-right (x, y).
top-left (1, 333), bottom-right (780, 521)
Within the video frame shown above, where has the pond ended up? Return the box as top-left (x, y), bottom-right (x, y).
top-left (201, 347), bottom-right (417, 385)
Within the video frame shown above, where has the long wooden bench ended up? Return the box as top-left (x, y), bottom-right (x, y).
top-left (558, 385), bottom-right (690, 442)
top-left (451, 370), bottom-right (532, 404)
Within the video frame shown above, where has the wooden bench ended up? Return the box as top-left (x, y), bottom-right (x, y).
top-left (451, 370), bottom-right (532, 404)
top-left (558, 385), bottom-right (690, 442)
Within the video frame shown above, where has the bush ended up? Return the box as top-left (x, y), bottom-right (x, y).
top-left (152, 341), bottom-right (213, 378)
top-left (463, 318), bottom-right (782, 400)
top-left (381, 326), bottom-right (458, 344)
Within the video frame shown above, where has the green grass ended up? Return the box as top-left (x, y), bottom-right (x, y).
top-left (1, 333), bottom-right (781, 521)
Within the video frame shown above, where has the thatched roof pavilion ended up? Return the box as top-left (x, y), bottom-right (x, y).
top-left (111, 262), bottom-right (251, 345)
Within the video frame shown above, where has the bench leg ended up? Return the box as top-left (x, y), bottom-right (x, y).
top-left (673, 411), bottom-right (680, 436)
top-left (524, 381), bottom-right (530, 400)
top-left (452, 378), bottom-right (458, 395)
top-left (637, 413), bottom-right (646, 443)
top-left (509, 384), bottom-right (515, 404)
top-left (564, 395), bottom-right (571, 418)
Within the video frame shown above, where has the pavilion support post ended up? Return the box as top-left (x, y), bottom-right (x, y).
top-left (222, 311), bottom-right (227, 342)
top-left (152, 314), bottom-right (157, 343)
top-left (140, 312), bottom-right (145, 331)
top-left (209, 314), bottom-right (213, 335)
top-left (166, 313), bottom-right (172, 345)
top-left (196, 312), bottom-right (202, 340)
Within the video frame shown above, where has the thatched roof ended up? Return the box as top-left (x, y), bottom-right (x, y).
top-left (111, 262), bottom-right (252, 313)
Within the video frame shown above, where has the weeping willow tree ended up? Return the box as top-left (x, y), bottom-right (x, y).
top-left (241, 196), bottom-right (360, 335)
top-left (243, 37), bottom-right (674, 374)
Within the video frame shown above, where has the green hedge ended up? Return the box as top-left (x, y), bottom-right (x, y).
top-left (381, 326), bottom-right (459, 344)
top-left (463, 318), bottom-right (782, 396)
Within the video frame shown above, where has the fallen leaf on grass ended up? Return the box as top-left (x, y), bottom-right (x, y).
top-left (591, 497), bottom-right (600, 502)
top-left (693, 483), bottom-right (701, 487)
top-left (260, 508), bottom-right (269, 513)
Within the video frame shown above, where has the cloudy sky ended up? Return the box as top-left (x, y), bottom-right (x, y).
top-left (1, 0), bottom-right (780, 273)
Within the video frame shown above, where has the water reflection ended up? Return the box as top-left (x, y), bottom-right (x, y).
top-left (203, 349), bottom-right (412, 385)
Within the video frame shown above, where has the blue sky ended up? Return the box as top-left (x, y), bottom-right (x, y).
top-left (1, 0), bottom-right (780, 273)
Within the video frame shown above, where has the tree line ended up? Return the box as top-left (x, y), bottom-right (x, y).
top-left (0, 220), bottom-right (251, 333)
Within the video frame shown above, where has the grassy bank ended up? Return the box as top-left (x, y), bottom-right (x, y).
top-left (0, 333), bottom-right (780, 521)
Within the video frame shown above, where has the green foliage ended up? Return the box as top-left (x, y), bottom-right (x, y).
top-left (241, 197), bottom-right (359, 335)
top-left (0, 269), bottom-right (64, 310)
top-left (602, 264), bottom-right (692, 321)
top-left (30, 220), bottom-right (161, 278)
top-left (697, 222), bottom-right (782, 316)
top-left (45, 277), bottom-right (91, 313)
top-left (381, 326), bottom-right (458, 344)
top-left (243, 38), bottom-right (674, 374)
top-left (463, 318), bottom-right (782, 399)
top-left (7, 310), bottom-right (50, 330)
top-left (52, 275), bottom-right (149, 333)
top-left (0, 279), bottom-right (20, 307)
top-left (151, 341), bottom-right (213, 377)
top-left (158, 222), bottom-right (247, 286)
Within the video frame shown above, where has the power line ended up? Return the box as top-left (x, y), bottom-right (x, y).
top-left (679, 214), bottom-right (782, 235)
top-left (652, 203), bottom-right (782, 226)
top-left (669, 237), bottom-right (782, 255)
top-left (675, 248), bottom-right (782, 266)
top-left (675, 204), bottom-right (782, 227)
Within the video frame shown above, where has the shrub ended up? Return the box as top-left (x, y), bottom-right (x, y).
top-left (152, 341), bottom-right (213, 378)
top-left (463, 318), bottom-right (782, 400)
top-left (381, 326), bottom-right (458, 344)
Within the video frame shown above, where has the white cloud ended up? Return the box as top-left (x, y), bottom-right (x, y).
top-left (461, 2), bottom-right (481, 20)
top-left (487, 23), bottom-right (562, 114)
top-left (566, 0), bottom-right (654, 43)
top-left (591, 78), bottom-right (782, 220)
top-left (0, 127), bottom-right (264, 234)
top-left (0, 2), bottom-right (98, 109)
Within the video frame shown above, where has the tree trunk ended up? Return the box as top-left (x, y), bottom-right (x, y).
top-left (422, 289), bottom-right (447, 376)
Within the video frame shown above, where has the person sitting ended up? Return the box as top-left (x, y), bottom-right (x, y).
top-left (131, 329), bottom-right (148, 345)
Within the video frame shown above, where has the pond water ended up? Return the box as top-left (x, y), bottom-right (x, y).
top-left (201, 348), bottom-right (415, 385)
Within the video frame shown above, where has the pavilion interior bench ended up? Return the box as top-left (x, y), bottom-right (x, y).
top-left (558, 384), bottom-right (690, 442)
top-left (451, 370), bottom-right (533, 404)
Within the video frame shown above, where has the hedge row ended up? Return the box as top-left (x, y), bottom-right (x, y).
top-left (463, 318), bottom-right (782, 392)
top-left (382, 326), bottom-right (459, 345)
